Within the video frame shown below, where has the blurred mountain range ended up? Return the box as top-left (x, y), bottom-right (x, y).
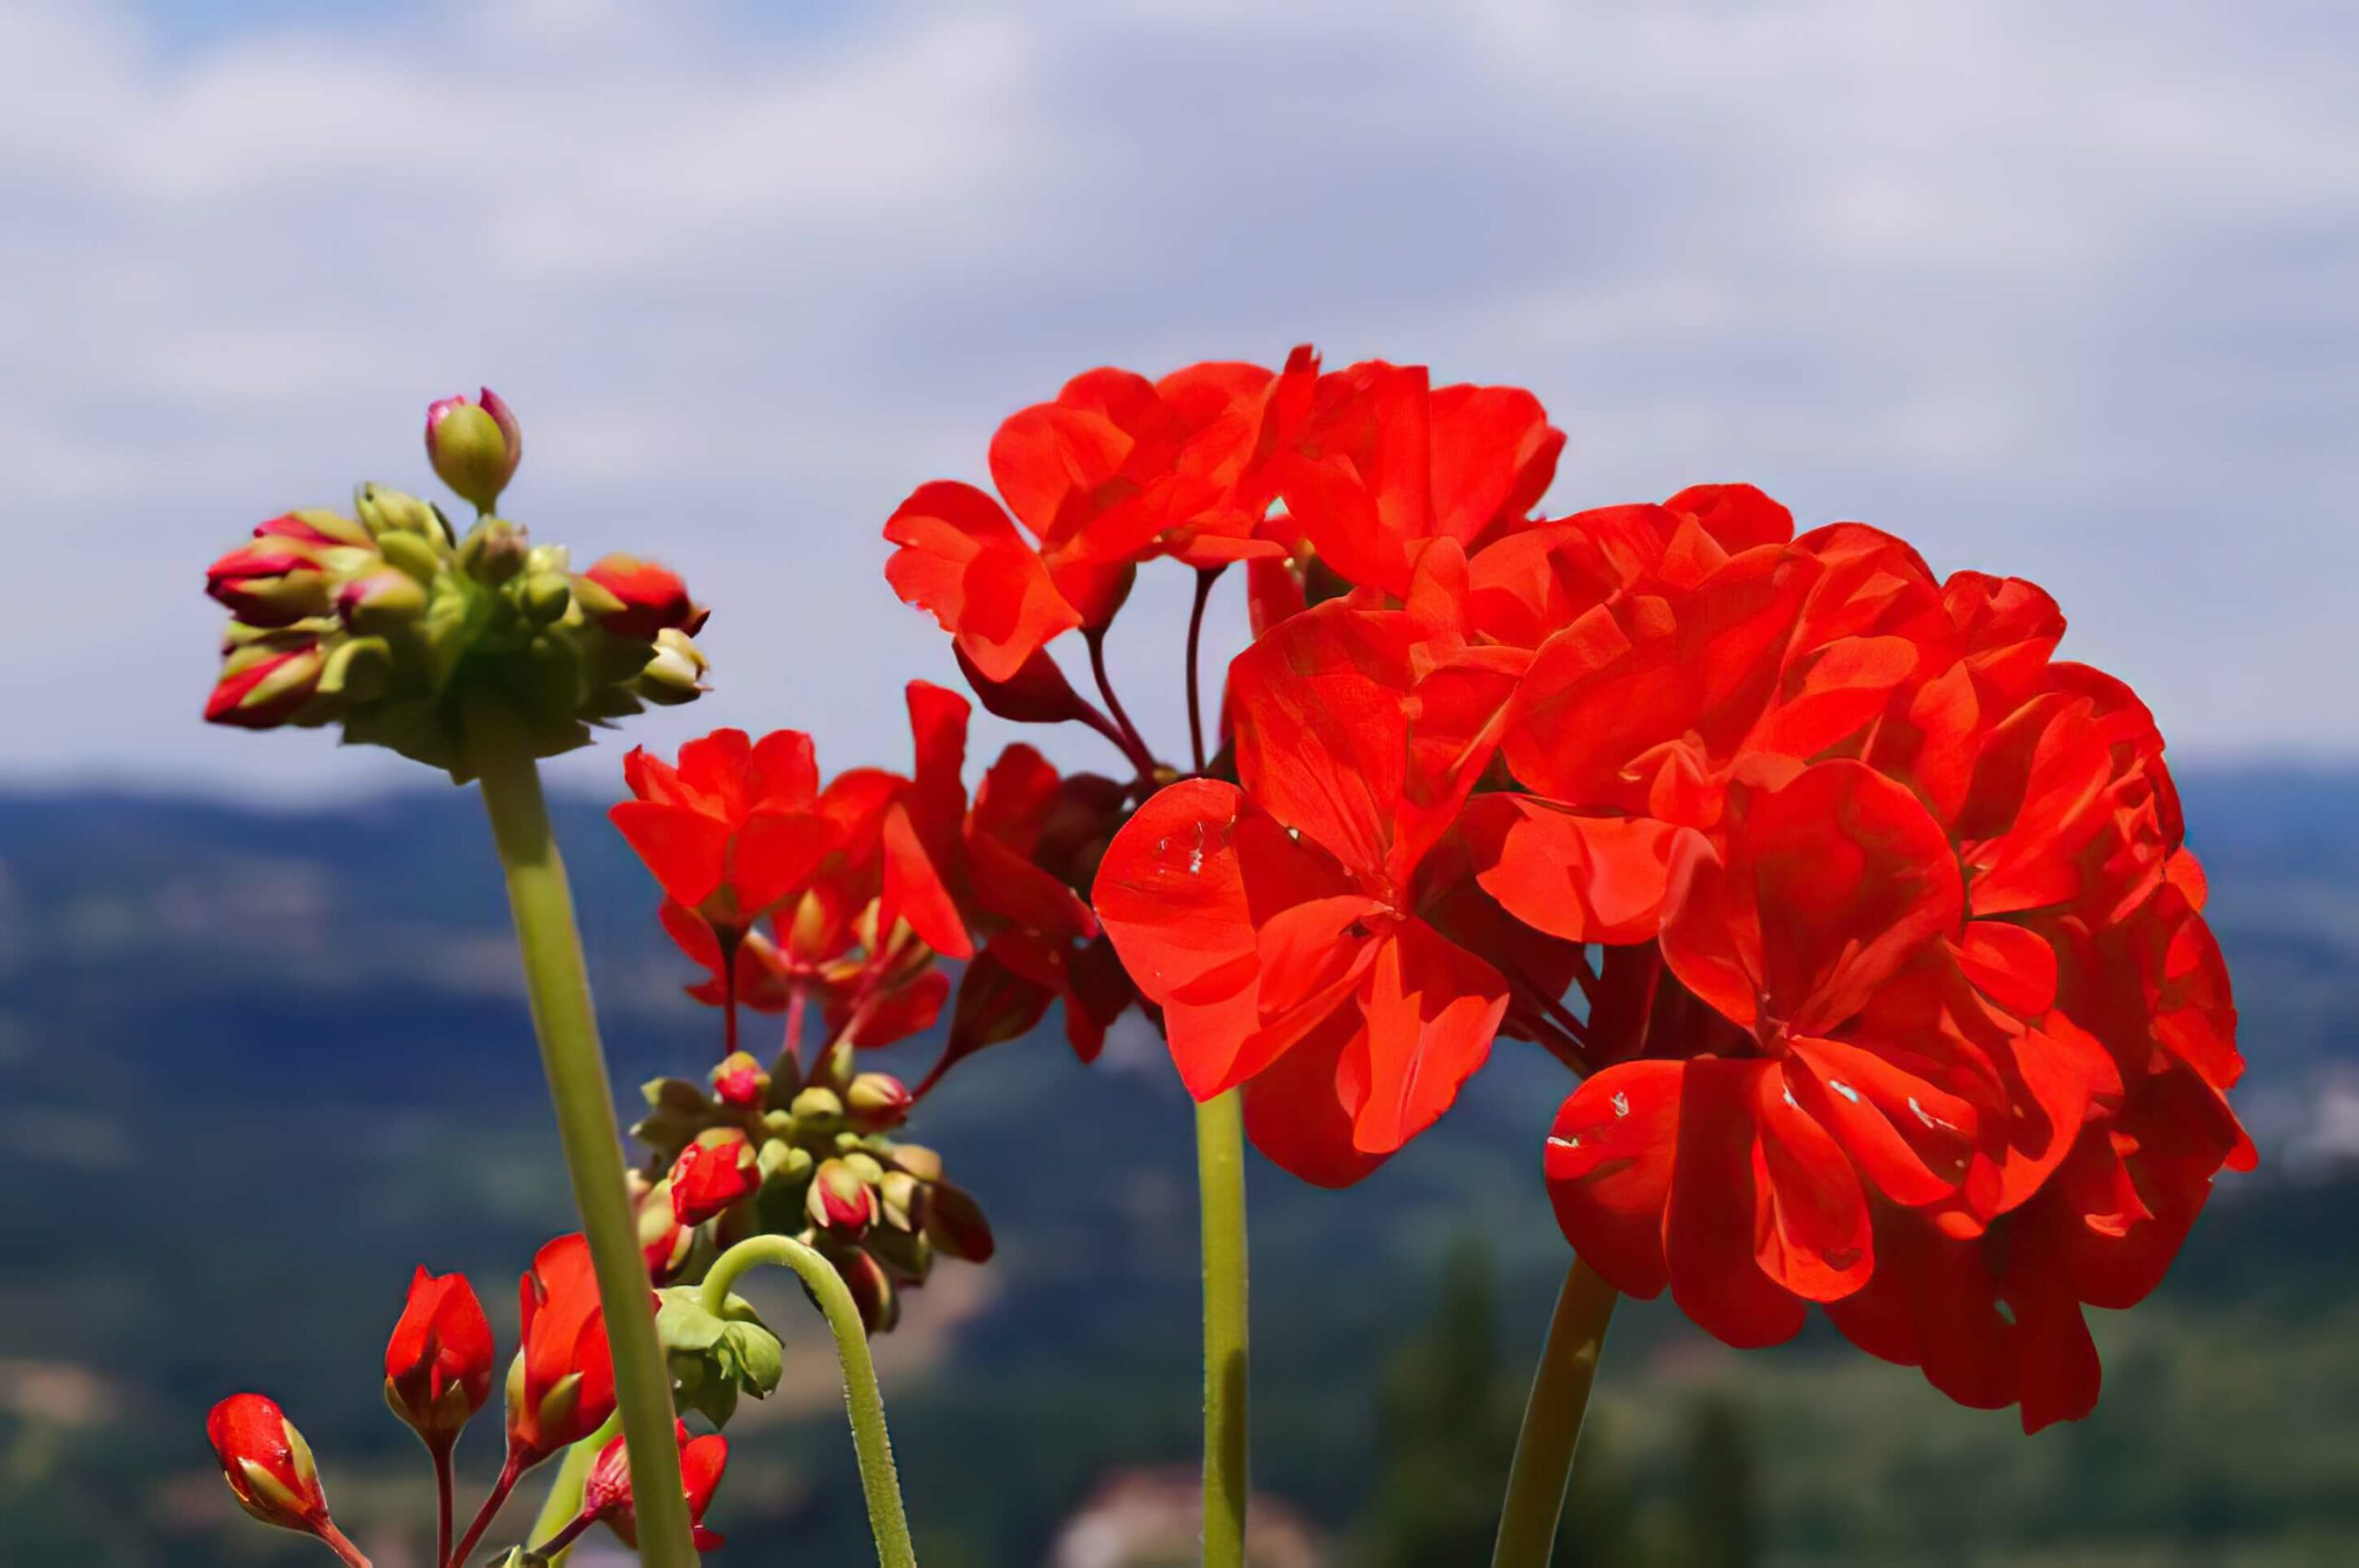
top-left (1, 765), bottom-right (2354, 1564)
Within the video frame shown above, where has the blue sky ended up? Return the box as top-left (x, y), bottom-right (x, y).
top-left (6, 0), bottom-right (2355, 798)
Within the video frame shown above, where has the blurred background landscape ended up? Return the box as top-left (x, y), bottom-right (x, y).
top-left (6, 0), bottom-right (2357, 1562)
top-left (1, 765), bottom-right (2354, 1564)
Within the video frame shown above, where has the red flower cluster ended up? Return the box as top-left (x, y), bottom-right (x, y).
top-left (1092, 478), bottom-right (2248, 1429)
top-left (619, 683), bottom-right (1132, 1090)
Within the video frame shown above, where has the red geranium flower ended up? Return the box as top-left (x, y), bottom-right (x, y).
top-left (1094, 590), bottom-right (1524, 1184)
top-left (612, 729), bottom-right (842, 939)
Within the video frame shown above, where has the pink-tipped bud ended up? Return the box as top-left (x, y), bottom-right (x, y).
top-left (807, 1157), bottom-right (876, 1240)
top-left (581, 554), bottom-right (710, 639)
top-left (336, 567), bottom-right (428, 630)
top-left (581, 1420), bottom-right (729, 1550)
top-left (205, 641), bottom-right (324, 730)
top-left (669, 1129), bottom-right (759, 1227)
top-left (383, 1267), bottom-right (495, 1449)
top-left (254, 509), bottom-right (372, 549)
top-left (838, 1247), bottom-right (899, 1335)
top-left (205, 540), bottom-right (334, 627)
top-left (845, 1072), bottom-right (914, 1131)
top-left (206, 1394), bottom-right (336, 1539)
top-left (425, 388), bottom-right (522, 512)
top-left (710, 1051), bottom-right (769, 1108)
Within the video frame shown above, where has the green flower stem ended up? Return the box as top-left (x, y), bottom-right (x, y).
top-left (528, 1419), bottom-right (617, 1566)
top-left (470, 712), bottom-right (698, 1568)
top-left (699, 1236), bottom-right (915, 1568)
top-left (1491, 1253), bottom-right (1619, 1568)
top-left (1196, 1089), bottom-right (1250, 1568)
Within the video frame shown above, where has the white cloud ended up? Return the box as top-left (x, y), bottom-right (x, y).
top-left (3, 0), bottom-right (2355, 798)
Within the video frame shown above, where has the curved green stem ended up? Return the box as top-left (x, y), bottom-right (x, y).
top-left (701, 1235), bottom-right (915, 1567)
top-left (1492, 1254), bottom-right (1618, 1568)
top-left (1195, 1090), bottom-right (1250, 1568)
top-left (470, 710), bottom-right (698, 1568)
top-left (527, 1419), bottom-right (617, 1566)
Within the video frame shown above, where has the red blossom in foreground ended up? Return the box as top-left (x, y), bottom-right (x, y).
top-left (507, 1234), bottom-right (623, 1463)
top-left (206, 1394), bottom-right (344, 1543)
top-left (383, 1266), bottom-right (494, 1449)
top-left (582, 1420), bottom-right (729, 1550)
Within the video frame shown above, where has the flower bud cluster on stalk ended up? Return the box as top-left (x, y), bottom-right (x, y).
top-left (635, 1040), bottom-right (992, 1339)
top-left (203, 388), bottom-right (710, 777)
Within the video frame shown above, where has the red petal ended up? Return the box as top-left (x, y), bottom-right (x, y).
top-left (884, 481), bottom-right (1081, 681)
top-left (609, 802), bottom-right (732, 910)
top-left (1544, 1060), bottom-right (1682, 1297)
top-left (1662, 761), bottom-right (1964, 1037)
top-left (1666, 1059), bottom-right (1810, 1348)
top-left (1240, 1006), bottom-right (1390, 1188)
top-left (878, 802), bottom-right (973, 961)
top-left (1352, 920), bottom-right (1508, 1154)
top-left (1663, 483), bottom-right (1793, 552)
top-left (1956, 919), bottom-right (2059, 1016)
top-left (731, 810), bottom-right (842, 919)
top-left (1462, 794), bottom-right (1679, 944)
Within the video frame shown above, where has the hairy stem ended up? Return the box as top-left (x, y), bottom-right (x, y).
top-left (1492, 1254), bottom-right (1619, 1568)
top-left (701, 1235), bottom-right (915, 1567)
top-left (470, 708), bottom-right (697, 1568)
top-left (1196, 1089), bottom-right (1250, 1568)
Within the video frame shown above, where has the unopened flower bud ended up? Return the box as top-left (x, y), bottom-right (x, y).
top-left (319, 637), bottom-right (393, 703)
top-left (519, 571), bottom-right (574, 626)
top-left (383, 1267), bottom-right (494, 1450)
top-left (256, 509), bottom-right (373, 549)
top-left (205, 540), bottom-right (334, 627)
top-left (356, 482), bottom-right (450, 543)
top-left (206, 1394), bottom-right (341, 1541)
top-left (205, 640), bottom-right (323, 730)
top-left (425, 388), bottom-right (522, 512)
top-left (711, 1052), bottom-right (769, 1108)
top-left (789, 1085), bottom-right (843, 1127)
top-left (635, 626), bottom-right (710, 706)
top-left (581, 554), bottom-right (711, 639)
top-left (890, 1143), bottom-right (944, 1184)
top-left (878, 1170), bottom-right (924, 1232)
top-left (640, 1185), bottom-right (693, 1281)
top-left (838, 1248), bottom-right (899, 1335)
top-left (845, 1072), bottom-right (913, 1131)
top-left (581, 1420), bottom-right (729, 1550)
top-left (457, 516), bottom-right (528, 584)
top-left (807, 1158), bottom-right (876, 1239)
top-left (376, 528), bottom-right (445, 585)
top-left (336, 568), bottom-right (428, 631)
top-left (925, 1179), bottom-right (995, 1264)
top-left (670, 1129), bottom-right (759, 1227)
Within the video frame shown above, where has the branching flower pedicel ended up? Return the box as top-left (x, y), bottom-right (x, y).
top-left (209, 1238), bottom-right (760, 1567)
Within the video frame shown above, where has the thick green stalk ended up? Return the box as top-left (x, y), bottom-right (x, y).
top-left (700, 1236), bottom-right (915, 1567)
top-left (1196, 1089), bottom-right (1250, 1568)
top-left (471, 721), bottom-right (698, 1568)
top-left (1491, 1254), bottom-right (1619, 1568)
top-left (527, 1420), bottom-right (616, 1565)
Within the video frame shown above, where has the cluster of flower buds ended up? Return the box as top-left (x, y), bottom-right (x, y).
top-left (633, 1041), bottom-right (993, 1336)
top-left (202, 390), bottom-right (711, 778)
top-left (208, 1234), bottom-right (753, 1563)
